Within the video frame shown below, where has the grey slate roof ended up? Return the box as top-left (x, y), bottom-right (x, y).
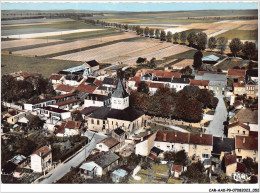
top-left (86, 60), bottom-right (100, 67)
top-left (212, 137), bottom-right (235, 155)
top-left (195, 73), bottom-right (227, 82)
top-left (171, 78), bottom-right (189, 84)
top-left (88, 107), bottom-right (110, 120)
top-left (91, 152), bottom-right (119, 169)
top-left (153, 77), bottom-right (172, 82)
top-left (86, 93), bottom-right (110, 101)
top-left (103, 77), bottom-right (117, 85)
top-left (113, 127), bottom-right (125, 136)
top-left (107, 107), bottom-right (144, 121)
top-left (85, 77), bottom-right (96, 84)
top-left (112, 79), bottom-right (129, 98)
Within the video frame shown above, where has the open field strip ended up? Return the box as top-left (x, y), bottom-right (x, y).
top-left (52, 41), bottom-right (161, 62)
top-left (208, 30), bottom-right (229, 38)
top-left (157, 58), bottom-right (178, 68)
top-left (170, 59), bottom-right (193, 69)
top-left (2, 18), bottom-right (73, 26)
top-left (202, 29), bottom-right (219, 36)
top-left (238, 24), bottom-right (258, 30)
top-left (164, 27), bottom-right (189, 34)
top-left (12, 33), bottom-right (138, 57)
top-left (2, 29), bottom-right (104, 39)
top-left (1, 38), bottom-right (62, 49)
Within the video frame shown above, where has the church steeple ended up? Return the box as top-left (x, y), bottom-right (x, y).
top-left (111, 79), bottom-right (129, 110)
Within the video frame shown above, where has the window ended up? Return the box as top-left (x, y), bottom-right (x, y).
top-left (167, 145), bottom-right (170, 149)
top-left (91, 119), bottom-right (94, 124)
top-left (238, 130), bottom-right (240, 134)
top-left (238, 149), bottom-right (241, 153)
top-left (243, 131), bottom-right (246, 135)
top-left (97, 120), bottom-right (100, 125)
top-left (202, 153), bottom-right (209, 159)
top-left (99, 145), bottom-right (102, 147)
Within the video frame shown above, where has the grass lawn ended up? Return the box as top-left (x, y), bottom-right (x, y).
top-left (151, 164), bottom-right (169, 173)
top-left (213, 58), bottom-right (242, 70)
top-left (2, 21), bottom-right (97, 30)
top-left (39, 29), bottom-right (121, 40)
top-left (1, 54), bottom-right (83, 77)
top-left (167, 178), bottom-right (182, 184)
top-left (215, 30), bottom-right (258, 40)
top-left (163, 49), bottom-right (211, 61)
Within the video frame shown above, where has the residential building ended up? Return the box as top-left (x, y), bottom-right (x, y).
top-left (227, 122), bottom-right (250, 138)
top-left (50, 99), bottom-right (82, 110)
top-left (202, 54), bottom-right (220, 64)
top-left (30, 146), bottom-right (52, 174)
top-left (83, 60), bottom-right (100, 73)
top-left (189, 79), bottom-right (209, 89)
top-left (170, 78), bottom-right (190, 92)
top-left (112, 127), bottom-right (126, 147)
top-left (80, 161), bottom-right (102, 179)
top-left (233, 82), bottom-right (246, 95)
top-left (55, 84), bottom-right (75, 95)
top-left (102, 77), bottom-right (118, 88)
top-left (59, 120), bottom-right (83, 136)
top-left (245, 80), bottom-right (258, 98)
top-left (228, 69), bottom-right (246, 79)
top-left (49, 74), bottom-right (64, 85)
top-left (111, 168), bottom-right (129, 183)
top-left (96, 137), bottom-right (120, 153)
top-left (235, 135), bottom-right (258, 162)
top-left (81, 106), bottom-right (100, 119)
top-left (77, 83), bottom-right (97, 94)
top-left (222, 153), bottom-right (237, 177)
top-left (24, 98), bottom-right (56, 111)
top-left (84, 93), bottom-right (111, 108)
top-left (58, 65), bottom-right (89, 77)
top-left (63, 74), bottom-right (84, 86)
top-left (135, 132), bottom-right (158, 156)
top-left (51, 93), bottom-right (77, 103)
top-left (212, 137), bottom-right (235, 161)
top-left (36, 106), bottom-right (71, 121)
top-left (10, 71), bottom-right (40, 81)
top-left (6, 111), bottom-right (30, 125)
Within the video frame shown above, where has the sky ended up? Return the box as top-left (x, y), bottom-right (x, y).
top-left (1, 2), bottom-right (258, 12)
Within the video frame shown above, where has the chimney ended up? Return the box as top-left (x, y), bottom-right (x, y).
top-left (243, 138), bottom-right (246, 143)
top-left (200, 134), bottom-right (203, 138)
top-left (163, 133), bottom-right (167, 141)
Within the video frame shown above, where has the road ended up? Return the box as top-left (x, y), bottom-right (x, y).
top-left (38, 131), bottom-right (107, 184)
top-left (206, 95), bottom-right (228, 137)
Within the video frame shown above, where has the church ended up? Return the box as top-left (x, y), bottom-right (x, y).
top-left (87, 79), bottom-right (145, 138)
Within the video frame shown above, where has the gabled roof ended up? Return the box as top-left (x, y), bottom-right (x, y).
top-left (103, 77), bottom-right (117, 85)
top-left (230, 108), bottom-right (258, 124)
top-left (112, 79), bottom-right (129, 98)
top-left (81, 106), bottom-right (100, 116)
top-left (98, 137), bottom-right (119, 149)
top-left (189, 79), bottom-right (209, 87)
top-left (152, 77), bottom-right (172, 83)
top-left (53, 98), bottom-right (81, 106)
top-left (235, 135), bottom-right (258, 151)
top-left (212, 137), bottom-right (235, 155)
top-left (202, 55), bottom-right (220, 62)
top-left (89, 151), bottom-right (119, 169)
top-left (172, 164), bottom-right (183, 172)
top-left (64, 120), bottom-right (82, 130)
top-left (27, 98), bottom-right (54, 105)
top-left (64, 74), bottom-right (83, 82)
top-left (88, 106), bottom-right (110, 120)
top-left (113, 127), bottom-right (125, 136)
top-left (189, 133), bottom-right (213, 146)
top-left (40, 106), bottom-right (69, 113)
top-left (228, 69), bottom-right (246, 77)
top-left (77, 83), bottom-right (97, 93)
top-left (171, 78), bottom-right (189, 84)
top-left (80, 161), bottom-right (98, 171)
top-left (228, 121), bottom-right (250, 130)
top-left (112, 168), bottom-right (128, 177)
top-left (86, 93), bottom-right (110, 101)
top-left (150, 146), bottom-right (163, 156)
top-left (49, 74), bottom-right (63, 80)
top-left (233, 82), bottom-right (245, 87)
top-left (32, 146), bottom-right (51, 157)
top-left (9, 155), bottom-right (26, 165)
top-left (137, 69), bottom-right (181, 78)
top-left (85, 77), bottom-right (96, 84)
top-left (148, 82), bottom-right (165, 89)
top-left (223, 153), bottom-right (237, 166)
top-left (52, 93), bottom-right (76, 100)
top-left (94, 79), bottom-right (103, 87)
top-left (55, 84), bottom-right (75, 92)
top-left (107, 107), bottom-right (144, 122)
top-left (85, 60), bottom-right (100, 67)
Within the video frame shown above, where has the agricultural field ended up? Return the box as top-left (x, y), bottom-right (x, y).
top-left (10, 32), bottom-right (138, 57)
top-left (215, 29), bottom-right (258, 40)
top-left (170, 59), bottom-right (194, 69)
top-left (1, 54), bottom-right (83, 77)
top-left (2, 18), bottom-right (73, 26)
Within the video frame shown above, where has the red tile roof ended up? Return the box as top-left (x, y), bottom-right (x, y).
top-left (148, 82), bottom-right (165, 89)
top-left (148, 153), bottom-right (157, 161)
top-left (223, 153), bottom-right (237, 166)
top-left (49, 74), bottom-right (63, 80)
top-left (228, 121), bottom-right (250, 131)
top-left (55, 123), bottom-right (65, 134)
top-left (55, 84), bottom-right (75, 92)
top-left (77, 83), bottom-right (97, 93)
top-left (129, 76), bottom-right (141, 82)
top-left (235, 135), bottom-right (258, 151)
top-left (94, 79), bottom-right (103, 87)
top-left (19, 71), bottom-right (40, 79)
top-left (233, 82), bottom-right (245, 87)
top-left (155, 131), bottom-right (213, 146)
top-left (190, 79), bottom-right (209, 87)
top-left (53, 98), bottom-right (81, 106)
top-left (172, 164), bottom-right (182, 172)
top-left (32, 146), bottom-right (51, 157)
top-left (228, 69), bottom-right (246, 77)
top-left (64, 120), bottom-right (82, 129)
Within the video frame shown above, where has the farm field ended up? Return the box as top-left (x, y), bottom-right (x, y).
top-left (171, 59), bottom-right (194, 69)
top-left (11, 32), bottom-right (138, 57)
top-left (2, 18), bottom-right (73, 26)
top-left (1, 54), bottom-right (83, 77)
top-left (215, 29), bottom-right (258, 40)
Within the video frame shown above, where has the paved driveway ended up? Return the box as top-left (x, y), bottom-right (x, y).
top-left (39, 131), bottom-right (107, 184)
top-left (206, 95), bottom-right (227, 137)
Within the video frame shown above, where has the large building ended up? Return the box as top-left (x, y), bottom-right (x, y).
top-left (87, 79), bottom-right (145, 137)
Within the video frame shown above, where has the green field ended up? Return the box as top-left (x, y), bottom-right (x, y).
top-left (38, 28), bottom-right (121, 40)
top-left (216, 30), bottom-right (258, 40)
top-left (1, 54), bottom-right (83, 77)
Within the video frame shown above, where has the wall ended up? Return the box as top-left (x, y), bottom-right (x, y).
top-left (61, 111), bottom-right (71, 120)
top-left (31, 154), bottom-right (42, 173)
top-left (135, 132), bottom-right (157, 156)
top-left (226, 163), bottom-right (237, 176)
top-left (111, 97), bottom-right (129, 110)
top-left (228, 126), bottom-right (249, 138)
top-left (188, 144), bottom-right (212, 162)
top-left (235, 149), bottom-right (258, 162)
top-left (84, 99), bottom-right (104, 108)
top-left (154, 141), bottom-right (189, 154)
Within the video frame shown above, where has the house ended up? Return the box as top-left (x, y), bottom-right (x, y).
top-left (171, 164), bottom-right (184, 178)
top-left (36, 106), bottom-right (71, 121)
top-left (77, 83), bottom-right (97, 94)
top-left (84, 93), bottom-right (111, 108)
top-left (6, 111), bottom-right (30, 125)
top-left (212, 137), bottom-right (235, 161)
top-left (52, 93), bottom-right (76, 103)
top-left (235, 135), bottom-right (258, 162)
top-left (55, 84), bottom-right (75, 95)
top-left (49, 74), bottom-right (64, 85)
top-left (30, 146), bottom-right (52, 174)
top-left (245, 80), bottom-right (258, 98)
top-left (60, 120), bottom-right (82, 136)
top-left (229, 108), bottom-right (258, 131)
top-left (83, 60), bottom-right (100, 73)
top-left (148, 146), bottom-right (164, 160)
top-left (51, 99), bottom-right (82, 110)
top-left (102, 77), bottom-right (118, 88)
top-left (8, 154), bottom-right (27, 178)
top-left (228, 69), bottom-right (246, 79)
top-left (17, 113), bottom-right (37, 125)
top-left (222, 153), bottom-right (237, 176)
top-left (96, 137), bottom-right (120, 153)
top-left (233, 82), bottom-right (246, 95)
top-left (24, 98), bottom-right (56, 111)
top-left (170, 78), bottom-right (190, 92)
top-left (246, 69), bottom-right (258, 83)
top-left (80, 151), bottom-right (119, 178)
top-left (202, 55), bottom-right (220, 64)
top-left (10, 71), bottom-right (40, 81)
top-left (138, 69), bottom-right (181, 79)
top-left (85, 77), bottom-right (96, 85)
top-left (111, 168), bottom-right (129, 183)
top-left (94, 85), bottom-right (115, 95)
top-left (227, 122), bottom-right (250, 138)
top-left (63, 74), bottom-right (84, 86)
top-left (112, 127), bottom-right (126, 146)
top-left (58, 65), bottom-right (89, 77)
top-left (189, 79), bottom-right (209, 89)
top-left (147, 82), bottom-right (165, 95)
top-left (87, 79), bottom-right (145, 137)
top-left (135, 132), bottom-right (158, 156)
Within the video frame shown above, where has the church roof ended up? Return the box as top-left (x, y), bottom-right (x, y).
top-left (112, 79), bottom-right (129, 98)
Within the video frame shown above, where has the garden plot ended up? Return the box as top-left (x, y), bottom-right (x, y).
top-left (1, 38), bottom-right (62, 50)
top-left (12, 33), bottom-right (137, 57)
top-left (2, 29), bottom-right (105, 39)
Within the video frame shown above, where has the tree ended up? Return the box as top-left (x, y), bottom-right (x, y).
top-left (136, 57), bottom-right (147, 65)
top-left (174, 150), bottom-right (188, 166)
top-left (124, 24), bottom-right (128, 31)
top-left (71, 110), bottom-right (83, 122)
top-left (242, 41), bottom-right (256, 60)
top-left (173, 32), bottom-right (179, 43)
top-left (180, 32), bottom-right (187, 44)
top-left (208, 37), bottom-right (217, 51)
top-left (141, 160), bottom-right (151, 170)
top-left (148, 57), bottom-right (156, 68)
top-left (163, 151), bottom-right (175, 162)
top-left (229, 38), bottom-right (242, 57)
top-left (144, 27), bottom-right (150, 36)
top-left (166, 31), bottom-right (173, 42)
top-left (139, 28), bottom-right (144, 36)
top-left (187, 32), bottom-right (197, 47)
top-left (180, 66), bottom-right (192, 75)
top-left (160, 30), bottom-right (166, 41)
top-left (217, 173), bottom-right (230, 183)
top-left (155, 29), bottom-right (160, 39)
top-left (217, 37), bottom-right (228, 54)
top-left (28, 116), bottom-right (44, 129)
top-left (196, 32), bottom-right (207, 50)
top-left (149, 28), bottom-right (154, 37)
top-left (192, 50), bottom-right (203, 70)
top-left (137, 81), bottom-right (149, 94)
top-left (183, 161), bottom-right (207, 183)
top-left (242, 157), bottom-right (258, 173)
